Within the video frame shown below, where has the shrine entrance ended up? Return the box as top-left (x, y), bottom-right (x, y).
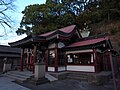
top-left (20, 44), bottom-right (46, 72)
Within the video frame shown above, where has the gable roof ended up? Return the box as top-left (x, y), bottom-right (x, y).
top-left (9, 25), bottom-right (80, 47)
top-left (40, 30), bottom-right (56, 37)
top-left (39, 25), bottom-right (77, 38)
top-left (59, 25), bottom-right (76, 33)
top-left (64, 33), bottom-right (113, 51)
top-left (67, 36), bottom-right (109, 48)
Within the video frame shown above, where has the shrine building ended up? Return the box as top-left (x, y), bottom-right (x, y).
top-left (9, 25), bottom-right (113, 73)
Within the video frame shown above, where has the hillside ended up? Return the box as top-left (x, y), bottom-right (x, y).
top-left (90, 20), bottom-right (120, 52)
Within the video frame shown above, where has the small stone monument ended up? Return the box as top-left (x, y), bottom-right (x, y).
top-left (31, 51), bottom-right (49, 85)
top-left (34, 50), bottom-right (45, 80)
top-left (3, 57), bottom-right (11, 72)
top-left (34, 61), bottom-right (45, 80)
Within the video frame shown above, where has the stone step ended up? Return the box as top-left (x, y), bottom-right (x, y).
top-left (67, 73), bottom-right (88, 81)
top-left (4, 71), bottom-right (33, 83)
top-left (67, 74), bottom-right (88, 78)
top-left (8, 71), bottom-right (33, 77)
top-left (45, 73), bottom-right (58, 82)
top-left (67, 76), bottom-right (88, 81)
top-left (5, 72), bottom-right (30, 79)
top-left (4, 74), bottom-right (26, 83)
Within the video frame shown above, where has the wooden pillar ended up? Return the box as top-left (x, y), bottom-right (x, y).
top-left (30, 54), bottom-right (33, 71)
top-left (33, 45), bottom-right (37, 63)
top-left (93, 48), bottom-right (98, 72)
top-left (55, 48), bottom-right (58, 72)
top-left (54, 43), bottom-right (58, 72)
top-left (103, 53), bottom-right (105, 71)
top-left (27, 48), bottom-right (31, 70)
top-left (20, 48), bottom-right (24, 71)
top-left (45, 49), bottom-right (49, 72)
top-left (64, 52), bottom-right (67, 71)
top-left (33, 45), bottom-right (37, 73)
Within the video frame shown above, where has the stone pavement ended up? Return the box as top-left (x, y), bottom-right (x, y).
top-left (0, 76), bottom-right (31, 90)
top-left (0, 75), bottom-right (119, 90)
top-left (16, 79), bottom-right (115, 90)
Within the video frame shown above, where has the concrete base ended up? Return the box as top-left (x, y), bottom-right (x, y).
top-left (34, 63), bottom-right (45, 80)
top-left (30, 77), bottom-right (49, 85)
top-left (88, 71), bottom-right (112, 85)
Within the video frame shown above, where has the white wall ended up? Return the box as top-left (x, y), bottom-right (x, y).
top-left (48, 67), bottom-right (55, 72)
top-left (48, 66), bottom-right (66, 72)
top-left (48, 66), bottom-right (95, 72)
top-left (66, 49), bottom-right (93, 54)
top-left (67, 65), bottom-right (95, 72)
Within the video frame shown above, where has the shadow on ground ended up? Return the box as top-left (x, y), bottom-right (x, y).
top-left (14, 79), bottom-right (115, 90)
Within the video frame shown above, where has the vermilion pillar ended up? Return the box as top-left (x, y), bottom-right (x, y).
top-left (54, 44), bottom-right (58, 72)
top-left (20, 48), bottom-right (24, 71)
top-left (26, 49), bottom-right (29, 65)
top-left (64, 52), bottom-right (67, 71)
top-left (55, 48), bottom-right (58, 72)
top-left (93, 48), bottom-right (98, 72)
top-left (26, 49), bottom-right (30, 69)
top-left (45, 49), bottom-right (49, 72)
top-left (33, 45), bottom-right (37, 63)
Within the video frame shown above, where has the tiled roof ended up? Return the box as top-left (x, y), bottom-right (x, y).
top-left (40, 30), bottom-right (56, 37)
top-left (9, 25), bottom-right (79, 47)
top-left (0, 53), bottom-right (20, 57)
top-left (66, 36), bottom-right (109, 48)
top-left (0, 45), bottom-right (20, 53)
top-left (59, 25), bottom-right (76, 33)
top-left (40, 25), bottom-right (76, 37)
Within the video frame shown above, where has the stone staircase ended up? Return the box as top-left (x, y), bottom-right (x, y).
top-left (45, 72), bottom-right (90, 81)
top-left (45, 73), bottom-right (58, 81)
top-left (4, 71), bottom-right (33, 83)
top-left (67, 72), bottom-right (89, 81)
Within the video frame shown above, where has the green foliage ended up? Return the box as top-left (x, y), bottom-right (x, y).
top-left (16, 0), bottom-right (120, 35)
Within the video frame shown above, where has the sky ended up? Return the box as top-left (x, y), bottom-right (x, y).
top-left (0, 0), bottom-right (46, 45)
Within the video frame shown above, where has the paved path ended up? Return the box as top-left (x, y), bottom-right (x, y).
top-left (16, 79), bottom-right (115, 90)
top-left (0, 76), bottom-right (31, 90)
top-left (34, 79), bottom-right (114, 90)
top-left (0, 75), bottom-right (119, 90)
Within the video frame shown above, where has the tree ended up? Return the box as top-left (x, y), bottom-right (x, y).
top-left (16, 0), bottom-right (120, 36)
top-left (16, 0), bottom-right (88, 35)
top-left (16, 4), bottom-right (51, 35)
top-left (0, 0), bottom-right (15, 35)
top-left (98, 0), bottom-right (120, 21)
